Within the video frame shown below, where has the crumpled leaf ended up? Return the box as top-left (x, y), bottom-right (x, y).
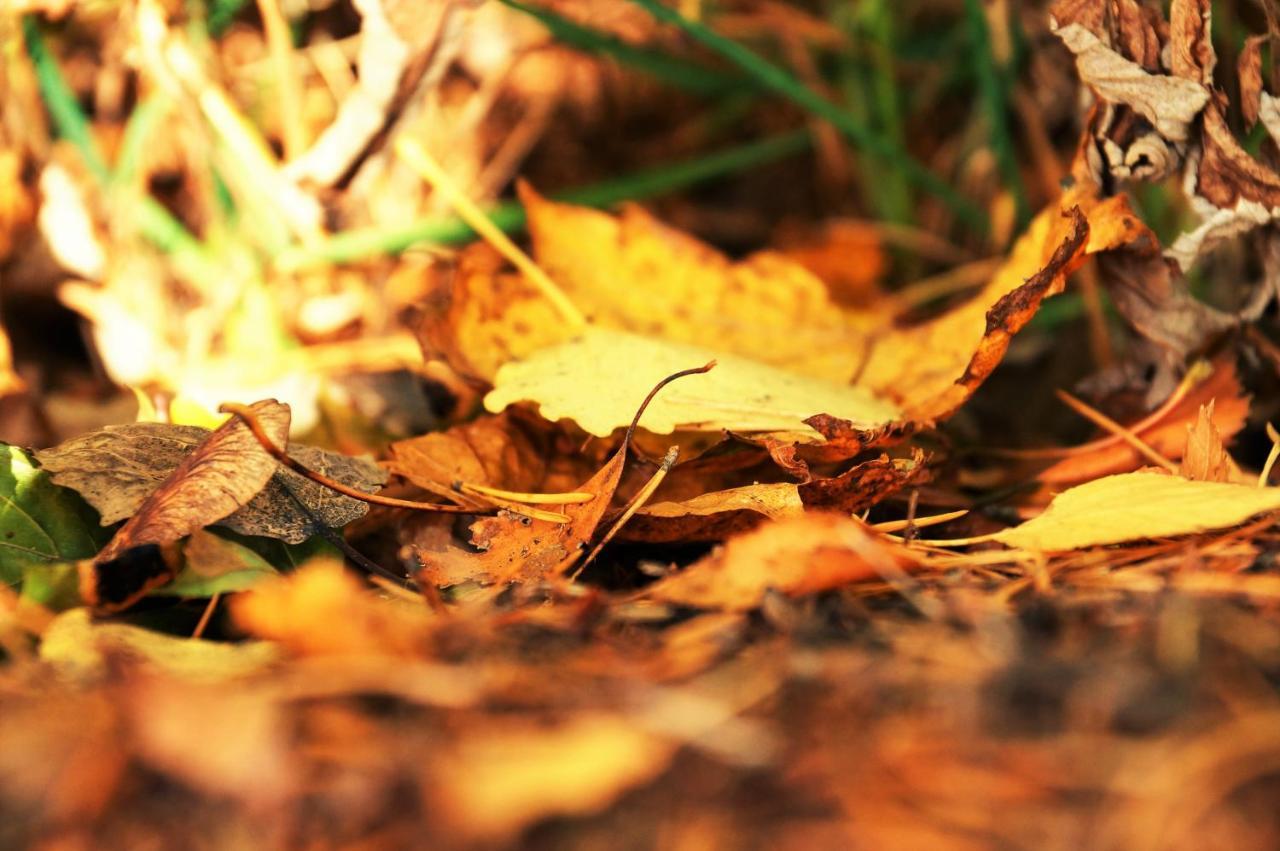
top-left (36, 420), bottom-right (386, 544)
top-left (0, 444), bottom-right (106, 586)
top-left (995, 471), bottom-right (1280, 551)
top-left (86, 400), bottom-right (290, 611)
top-left (40, 609), bottom-right (279, 682)
top-left (647, 513), bottom-right (918, 610)
top-left (485, 327), bottom-right (901, 438)
top-left (1051, 4), bottom-right (1208, 145)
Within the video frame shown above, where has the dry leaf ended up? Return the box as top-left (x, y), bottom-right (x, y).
top-left (232, 559), bottom-right (431, 657)
top-left (36, 421), bottom-right (386, 543)
top-left (484, 327), bottom-right (902, 438)
top-left (648, 513), bottom-right (918, 610)
top-left (431, 714), bottom-right (673, 842)
top-left (85, 400), bottom-right (290, 611)
top-left (996, 472), bottom-right (1280, 551)
top-left (519, 185), bottom-right (859, 381)
top-left (385, 410), bottom-right (549, 503)
top-left (1179, 402), bottom-right (1237, 483)
top-left (40, 609), bottom-right (279, 682)
top-left (420, 440), bottom-right (626, 586)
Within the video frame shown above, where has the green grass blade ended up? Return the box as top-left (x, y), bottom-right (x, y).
top-left (962, 0), bottom-right (1030, 233)
top-left (626, 0), bottom-right (987, 233)
top-left (22, 16), bottom-right (108, 182)
top-left (274, 129), bottom-right (812, 270)
top-left (499, 0), bottom-right (745, 97)
top-left (24, 18), bottom-right (222, 288)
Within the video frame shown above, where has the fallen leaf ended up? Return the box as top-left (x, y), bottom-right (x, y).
top-left (995, 471), bottom-right (1280, 551)
top-left (647, 513), bottom-right (918, 610)
top-left (484, 326), bottom-right (902, 438)
top-left (86, 400), bottom-right (290, 611)
top-left (233, 559), bottom-right (431, 657)
top-left (422, 440), bottom-right (625, 585)
top-left (431, 713), bottom-right (673, 843)
top-left (623, 482), bottom-right (803, 544)
top-left (0, 444), bottom-right (106, 586)
top-left (36, 420), bottom-right (386, 543)
top-left (386, 409), bottom-right (549, 503)
top-left (623, 452), bottom-right (925, 543)
top-left (519, 185), bottom-right (858, 381)
top-left (1179, 401), bottom-right (1239, 483)
top-left (427, 189), bottom-right (1103, 451)
top-left (164, 529), bottom-right (281, 598)
top-left (40, 609), bottom-right (279, 682)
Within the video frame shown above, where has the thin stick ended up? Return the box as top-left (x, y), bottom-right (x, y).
top-left (571, 446), bottom-right (679, 580)
top-left (394, 137), bottom-right (588, 330)
top-left (871, 509), bottom-right (968, 534)
top-left (192, 592), bottom-right (220, 639)
top-left (1054, 389), bottom-right (1179, 472)
top-left (221, 402), bottom-right (492, 515)
top-left (1261, 422), bottom-right (1280, 487)
top-left (459, 482), bottom-right (593, 505)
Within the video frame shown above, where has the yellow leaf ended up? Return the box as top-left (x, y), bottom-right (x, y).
top-left (995, 471), bottom-right (1280, 551)
top-left (483, 327), bottom-right (902, 437)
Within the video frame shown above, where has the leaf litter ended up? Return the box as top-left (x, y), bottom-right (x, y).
top-left (10, 0), bottom-right (1280, 848)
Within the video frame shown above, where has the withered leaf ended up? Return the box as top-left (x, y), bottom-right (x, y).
top-left (87, 400), bottom-right (290, 611)
top-left (996, 471), bottom-right (1280, 551)
top-left (420, 445), bottom-right (626, 586)
top-left (386, 410), bottom-right (548, 503)
top-left (37, 420), bottom-right (386, 544)
top-left (622, 452), bottom-right (926, 544)
top-left (647, 513), bottom-right (919, 611)
top-left (1179, 401), bottom-right (1239, 483)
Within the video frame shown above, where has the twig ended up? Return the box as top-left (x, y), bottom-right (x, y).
top-left (572, 446), bottom-right (680, 580)
top-left (1054, 389), bottom-right (1179, 473)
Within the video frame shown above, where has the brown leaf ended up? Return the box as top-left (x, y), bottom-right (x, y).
top-left (647, 513), bottom-right (919, 611)
top-left (385, 410), bottom-right (549, 504)
top-left (621, 452), bottom-right (925, 544)
top-left (421, 446), bottom-right (626, 586)
top-left (1170, 0), bottom-right (1215, 85)
top-left (87, 400), bottom-right (290, 611)
top-left (1239, 35), bottom-right (1266, 130)
top-left (36, 421), bottom-right (385, 544)
top-left (232, 559), bottom-right (431, 657)
top-left (1179, 401), bottom-right (1237, 483)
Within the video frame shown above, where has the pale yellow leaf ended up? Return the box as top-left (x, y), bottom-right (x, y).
top-left (995, 471), bottom-right (1280, 551)
top-left (483, 327), bottom-right (902, 438)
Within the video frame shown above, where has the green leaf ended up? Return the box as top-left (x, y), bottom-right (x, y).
top-left (0, 444), bottom-right (106, 586)
top-left (161, 529), bottom-right (340, 599)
